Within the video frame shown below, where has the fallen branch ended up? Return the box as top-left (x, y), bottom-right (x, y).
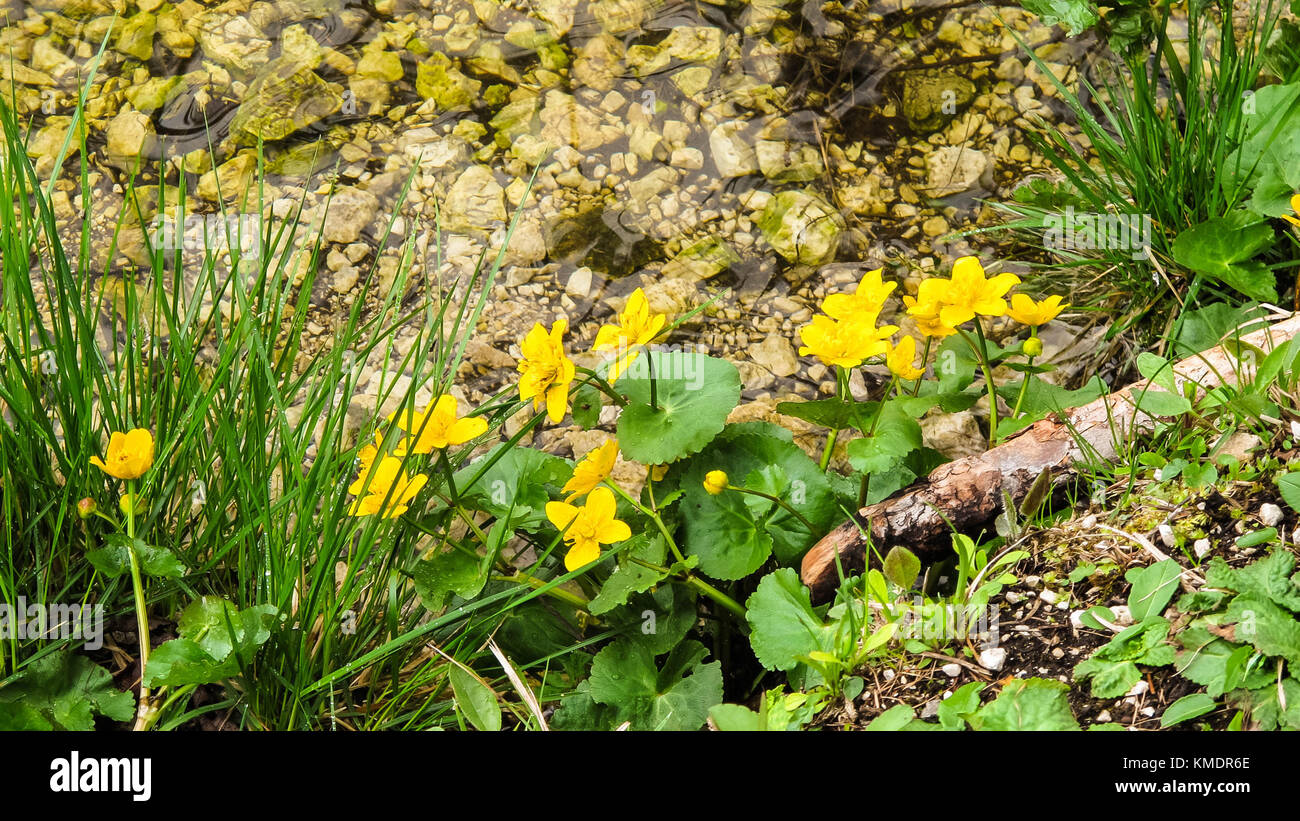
top-left (800, 312), bottom-right (1300, 603)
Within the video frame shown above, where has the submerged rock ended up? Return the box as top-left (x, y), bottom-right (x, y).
top-left (444, 165), bottom-right (506, 234)
top-left (902, 70), bottom-right (975, 133)
top-left (415, 53), bottom-right (481, 111)
top-left (229, 57), bottom-right (342, 145)
top-left (103, 108), bottom-right (155, 170)
top-left (757, 189), bottom-right (844, 265)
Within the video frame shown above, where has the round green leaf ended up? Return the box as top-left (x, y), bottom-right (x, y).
top-left (616, 351), bottom-right (740, 464)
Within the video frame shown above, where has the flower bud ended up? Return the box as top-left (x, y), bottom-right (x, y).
top-left (77, 497), bottom-right (97, 519)
top-left (703, 470), bottom-right (728, 496)
top-left (119, 492), bottom-right (138, 516)
top-left (1023, 337), bottom-right (1043, 357)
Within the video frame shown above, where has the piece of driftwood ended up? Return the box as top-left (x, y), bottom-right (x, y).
top-left (800, 312), bottom-right (1300, 603)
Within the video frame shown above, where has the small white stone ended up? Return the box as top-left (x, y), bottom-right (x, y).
top-left (1260, 503), bottom-right (1284, 528)
top-left (1024, 575), bottom-right (1041, 589)
top-left (564, 266), bottom-right (593, 298)
top-left (941, 663), bottom-right (962, 678)
top-left (1158, 523), bottom-right (1176, 548)
top-left (920, 699), bottom-right (941, 719)
top-left (1096, 710), bottom-right (1112, 723)
top-left (1039, 590), bottom-right (1058, 605)
top-left (882, 668), bottom-right (896, 681)
top-left (1139, 706), bottom-right (1155, 717)
top-left (979, 647), bottom-right (1007, 671)
top-left (1291, 420), bottom-right (1300, 439)
top-left (1194, 538), bottom-right (1211, 558)
top-left (1080, 514), bottom-right (1098, 530)
top-left (1005, 591), bottom-right (1022, 604)
top-left (1126, 680), bottom-right (1149, 697)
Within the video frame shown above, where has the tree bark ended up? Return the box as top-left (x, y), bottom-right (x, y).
top-left (800, 312), bottom-right (1300, 603)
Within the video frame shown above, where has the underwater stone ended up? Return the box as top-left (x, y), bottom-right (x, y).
top-left (757, 189), bottom-right (844, 265)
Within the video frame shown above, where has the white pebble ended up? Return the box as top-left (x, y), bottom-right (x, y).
top-left (1038, 590), bottom-right (1058, 605)
top-left (1260, 503), bottom-right (1284, 528)
top-left (941, 663), bottom-right (962, 678)
top-left (1194, 538), bottom-right (1211, 558)
top-left (979, 647), bottom-right (1007, 671)
top-left (1158, 524), bottom-right (1176, 548)
top-left (1126, 680), bottom-right (1149, 697)
top-left (1024, 575), bottom-right (1041, 589)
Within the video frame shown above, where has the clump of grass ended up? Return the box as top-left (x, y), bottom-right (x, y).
top-left (993, 0), bottom-right (1291, 348)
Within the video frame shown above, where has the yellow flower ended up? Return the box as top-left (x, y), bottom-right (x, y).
top-left (797, 314), bottom-right (898, 369)
top-left (388, 395), bottom-right (488, 455)
top-left (903, 278), bottom-right (958, 339)
top-left (649, 464), bottom-right (669, 482)
top-left (934, 256), bottom-right (1021, 328)
top-left (822, 268), bottom-right (897, 321)
top-left (592, 288), bottom-right (667, 382)
top-left (545, 486), bottom-right (631, 572)
top-left (348, 431), bottom-right (387, 497)
top-left (518, 319), bottom-right (577, 424)
top-left (348, 456), bottom-right (428, 519)
top-left (1284, 194), bottom-right (1300, 228)
top-left (562, 439), bottom-right (618, 501)
top-left (703, 470), bottom-right (728, 495)
top-left (885, 335), bottom-right (926, 381)
top-left (90, 428), bottom-right (154, 480)
top-left (1007, 294), bottom-right (1066, 327)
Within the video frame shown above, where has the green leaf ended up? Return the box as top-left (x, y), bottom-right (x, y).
top-left (845, 401), bottom-right (922, 474)
top-left (994, 375), bottom-right (1106, 417)
top-left (449, 665), bottom-right (502, 731)
top-left (1226, 594), bottom-right (1300, 666)
top-left (587, 638), bottom-right (723, 730)
top-left (774, 398), bottom-right (879, 431)
top-left (1131, 387), bottom-right (1193, 417)
top-left (605, 584), bottom-right (696, 655)
top-left (1226, 677), bottom-right (1300, 730)
top-left (454, 445), bottom-right (571, 530)
top-left (882, 546), bottom-right (921, 590)
top-left (1160, 693), bottom-right (1218, 728)
top-left (408, 548), bottom-right (488, 611)
top-left (865, 703), bottom-right (918, 731)
top-left (709, 703), bottom-right (765, 731)
top-left (1125, 559), bottom-right (1183, 621)
top-left (1074, 656), bottom-right (1142, 699)
top-left (1204, 552), bottom-right (1300, 612)
top-left (588, 533), bottom-right (668, 615)
top-left (676, 423), bottom-right (838, 571)
top-left (87, 534), bottom-right (186, 579)
top-left (1171, 215), bottom-right (1277, 303)
top-left (745, 568), bottom-right (835, 672)
top-left (143, 598), bottom-right (277, 687)
top-left (1279, 473), bottom-right (1300, 514)
top-left (1173, 302), bottom-right (1270, 357)
top-left (1020, 0), bottom-right (1100, 34)
top-left (0, 649), bottom-right (134, 730)
top-left (616, 352), bottom-right (741, 464)
top-left (968, 678), bottom-right (1079, 730)
top-left (1174, 626), bottom-right (1269, 697)
top-left (937, 681), bottom-right (986, 731)
top-left (571, 381), bottom-right (602, 429)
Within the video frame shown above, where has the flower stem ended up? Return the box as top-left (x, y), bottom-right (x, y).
top-left (911, 338), bottom-right (932, 397)
top-left (726, 485), bottom-right (818, 533)
top-left (647, 351), bottom-right (658, 411)
top-left (125, 480), bottom-right (156, 731)
top-left (628, 557), bottom-right (746, 620)
top-left (607, 481), bottom-right (683, 564)
top-left (961, 323), bottom-right (999, 449)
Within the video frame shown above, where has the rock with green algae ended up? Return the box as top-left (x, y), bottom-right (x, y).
top-left (755, 140), bottom-right (823, 183)
top-left (115, 12), bottom-right (155, 61)
top-left (198, 152), bottom-right (257, 202)
top-left (415, 53), bottom-right (481, 111)
top-left (124, 75), bottom-right (180, 113)
top-left (757, 189), bottom-right (844, 265)
top-left (661, 235), bottom-right (740, 281)
top-left (228, 57), bottom-right (342, 145)
top-left (902, 70), bottom-right (975, 133)
top-left (194, 13), bottom-right (270, 74)
top-left (489, 94), bottom-right (540, 147)
top-left (279, 24), bottom-right (324, 72)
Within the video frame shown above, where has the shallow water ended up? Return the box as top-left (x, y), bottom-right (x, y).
top-left (3, 0), bottom-right (1109, 413)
